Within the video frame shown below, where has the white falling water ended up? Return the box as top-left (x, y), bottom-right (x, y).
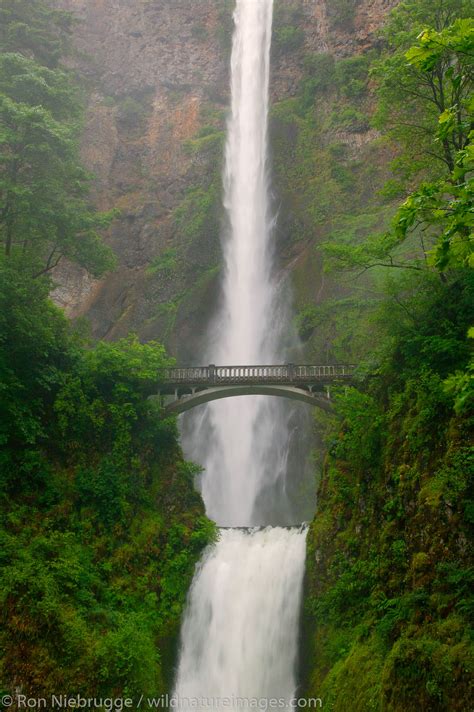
top-left (173, 527), bottom-right (307, 706)
top-left (189, 0), bottom-right (293, 528)
top-left (175, 0), bottom-right (308, 707)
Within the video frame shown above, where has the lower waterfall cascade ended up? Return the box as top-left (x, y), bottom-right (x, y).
top-left (173, 528), bottom-right (308, 705)
top-left (175, 0), bottom-right (309, 707)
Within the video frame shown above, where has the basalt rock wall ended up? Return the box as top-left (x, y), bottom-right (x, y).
top-left (52, 0), bottom-right (399, 362)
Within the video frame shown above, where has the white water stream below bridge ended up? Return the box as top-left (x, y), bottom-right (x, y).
top-left (175, 1), bottom-right (308, 708)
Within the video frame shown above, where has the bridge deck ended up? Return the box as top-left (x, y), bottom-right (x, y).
top-left (159, 364), bottom-right (355, 393)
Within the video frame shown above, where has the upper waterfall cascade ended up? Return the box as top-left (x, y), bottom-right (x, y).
top-left (174, 1), bottom-right (309, 707)
top-left (192, 0), bottom-right (283, 528)
top-left (182, 0), bottom-right (308, 528)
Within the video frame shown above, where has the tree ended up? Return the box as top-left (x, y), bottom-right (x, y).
top-left (393, 19), bottom-right (474, 270)
top-left (373, 4), bottom-right (473, 175)
top-left (0, 1), bottom-right (116, 278)
top-left (323, 3), bottom-right (474, 273)
top-left (0, 0), bottom-right (74, 68)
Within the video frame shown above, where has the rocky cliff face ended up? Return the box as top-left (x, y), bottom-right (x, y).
top-left (52, 0), bottom-right (398, 361)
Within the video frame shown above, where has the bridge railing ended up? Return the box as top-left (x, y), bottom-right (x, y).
top-left (160, 364), bottom-right (355, 384)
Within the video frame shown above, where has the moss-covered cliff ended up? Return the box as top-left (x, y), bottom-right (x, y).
top-left (302, 273), bottom-right (473, 711)
top-left (2, 0), bottom-right (471, 703)
top-left (0, 4), bottom-right (216, 693)
top-left (0, 269), bottom-right (215, 697)
top-left (298, 0), bottom-right (474, 706)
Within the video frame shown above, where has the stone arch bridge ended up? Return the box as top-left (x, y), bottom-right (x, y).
top-left (155, 364), bottom-right (355, 416)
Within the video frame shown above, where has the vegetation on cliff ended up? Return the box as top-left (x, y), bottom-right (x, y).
top-left (0, 0), bottom-right (116, 278)
top-left (271, 0), bottom-right (473, 362)
top-left (302, 1), bottom-right (473, 710)
top-left (304, 272), bottom-right (473, 711)
top-left (0, 1), bottom-right (214, 698)
top-left (0, 267), bottom-right (214, 697)
top-left (0, 0), bottom-right (472, 706)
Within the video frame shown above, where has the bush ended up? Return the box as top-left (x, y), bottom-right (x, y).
top-left (300, 53), bottom-right (336, 106)
top-left (117, 96), bottom-right (147, 130)
top-left (327, 0), bottom-right (362, 31)
top-left (273, 25), bottom-right (305, 54)
top-left (331, 106), bottom-right (370, 132)
top-left (335, 55), bottom-right (370, 97)
top-left (0, 273), bottom-right (214, 696)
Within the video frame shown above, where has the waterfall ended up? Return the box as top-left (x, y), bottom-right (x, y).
top-left (173, 528), bottom-right (307, 704)
top-left (199, 0), bottom-right (277, 528)
top-left (184, 0), bottom-right (305, 528)
top-left (175, 0), bottom-right (308, 706)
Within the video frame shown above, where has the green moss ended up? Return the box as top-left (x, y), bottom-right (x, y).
top-left (183, 129), bottom-right (225, 157)
top-left (273, 25), bottom-right (305, 54)
top-left (330, 106), bottom-right (370, 132)
top-left (146, 248), bottom-right (178, 278)
top-left (335, 55), bottom-right (371, 98)
top-left (327, 0), bottom-right (362, 31)
top-left (0, 273), bottom-right (215, 696)
top-left (319, 640), bottom-right (384, 711)
top-left (303, 277), bottom-right (474, 711)
top-left (381, 628), bottom-right (473, 711)
top-left (117, 96), bottom-right (148, 130)
top-left (302, 53), bottom-right (336, 99)
top-left (174, 184), bottom-right (220, 246)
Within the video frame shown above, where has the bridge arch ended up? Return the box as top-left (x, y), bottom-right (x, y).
top-left (161, 384), bottom-right (332, 416)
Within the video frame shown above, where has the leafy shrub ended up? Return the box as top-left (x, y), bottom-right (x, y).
top-left (117, 96), bottom-right (147, 129)
top-left (273, 25), bottom-right (305, 54)
top-left (147, 248), bottom-right (178, 278)
top-left (327, 0), bottom-right (362, 31)
top-left (0, 274), bottom-right (214, 696)
top-left (331, 106), bottom-right (370, 132)
top-left (299, 53), bottom-right (336, 107)
top-left (335, 55), bottom-right (370, 97)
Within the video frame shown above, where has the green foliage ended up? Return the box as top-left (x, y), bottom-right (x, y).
top-left (335, 55), bottom-right (370, 98)
top-left (273, 0), bottom-right (304, 34)
top-left (304, 275), bottom-right (474, 710)
top-left (0, 2), bottom-right (116, 277)
top-left (327, 0), bottom-right (362, 31)
top-left (270, 47), bottom-right (392, 352)
top-left (299, 54), bottom-right (336, 107)
top-left (444, 359), bottom-right (474, 415)
top-left (365, 10), bottom-right (474, 272)
top-left (270, 88), bottom-right (375, 244)
top-left (330, 106), bottom-right (369, 132)
top-left (174, 184), bottom-right (220, 245)
top-left (117, 96), bottom-right (147, 130)
top-left (0, 0), bottom-right (74, 67)
top-left (0, 270), bottom-right (214, 696)
top-left (184, 127), bottom-right (224, 158)
top-left (147, 248), bottom-right (178, 277)
top-left (381, 627), bottom-right (473, 711)
top-left (0, 265), bottom-right (72, 450)
top-left (172, 106), bottom-right (224, 273)
top-left (316, 3), bottom-right (474, 276)
top-left (394, 146), bottom-right (473, 271)
top-left (295, 304), bottom-right (320, 341)
top-left (273, 25), bottom-right (305, 54)
top-left (310, 556), bottom-right (378, 624)
top-left (331, 388), bottom-right (385, 471)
